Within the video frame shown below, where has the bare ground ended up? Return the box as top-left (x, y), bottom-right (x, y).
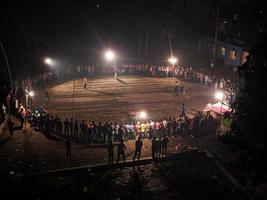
top-left (34, 76), bottom-right (215, 121)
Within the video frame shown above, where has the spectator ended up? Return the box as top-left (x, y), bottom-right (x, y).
top-left (133, 137), bottom-right (143, 161)
top-left (8, 118), bottom-right (14, 138)
top-left (117, 140), bottom-right (126, 163)
top-left (65, 137), bottom-right (72, 161)
top-left (151, 137), bottom-right (157, 159)
top-left (107, 140), bottom-right (114, 164)
top-left (162, 136), bottom-right (169, 156)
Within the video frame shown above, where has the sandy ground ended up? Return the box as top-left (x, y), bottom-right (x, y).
top-left (34, 76), bottom-right (215, 122)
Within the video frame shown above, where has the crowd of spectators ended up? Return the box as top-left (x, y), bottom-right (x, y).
top-left (0, 72), bottom-right (57, 123)
top-left (1, 62), bottom-right (234, 141)
top-left (28, 108), bottom-right (218, 145)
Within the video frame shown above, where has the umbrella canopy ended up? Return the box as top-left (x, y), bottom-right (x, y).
top-left (203, 102), bottom-right (230, 114)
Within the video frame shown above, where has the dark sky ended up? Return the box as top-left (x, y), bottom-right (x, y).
top-left (0, 0), bottom-right (158, 79)
top-left (0, 0), bottom-right (266, 82)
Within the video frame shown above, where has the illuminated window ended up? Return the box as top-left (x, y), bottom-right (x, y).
top-left (242, 51), bottom-right (249, 64)
top-left (229, 50), bottom-right (237, 60)
top-left (220, 47), bottom-right (226, 56)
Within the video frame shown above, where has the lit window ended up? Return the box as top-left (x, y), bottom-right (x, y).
top-left (229, 50), bottom-right (237, 60)
top-left (242, 51), bottom-right (249, 64)
top-left (220, 47), bottom-right (226, 56)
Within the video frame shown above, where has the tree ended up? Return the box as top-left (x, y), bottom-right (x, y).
top-left (231, 34), bottom-right (267, 143)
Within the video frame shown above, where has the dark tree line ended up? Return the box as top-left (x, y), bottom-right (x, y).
top-left (231, 34), bottom-right (267, 144)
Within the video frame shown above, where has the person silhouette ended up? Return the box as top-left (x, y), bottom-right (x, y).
top-left (133, 137), bottom-right (143, 161)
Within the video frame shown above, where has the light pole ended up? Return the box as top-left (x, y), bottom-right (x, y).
top-left (168, 57), bottom-right (178, 66)
top-left (139, 111), bottom-right (146, 122)
top-left (215, 91), bottom-right (224, 136)
top-left (0, 42), bottom-right (13, 91)
top-left (105, 50), bottom-right (115, 61)
top-left (168, 57), bottom-right (178, 78)
top-left (104, 50), bottom-right (117, 78)
top-left (43, 57), bottom-right (56, 84)
top-left (29, 91), bottom-right (34, 107)
top-left (44, 57), bottom-right (53, 65)
top-left (25, 89), bottom-right (34, 107)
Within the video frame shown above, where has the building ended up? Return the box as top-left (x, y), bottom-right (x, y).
top-left (198, 38), bottom-right (249, 67)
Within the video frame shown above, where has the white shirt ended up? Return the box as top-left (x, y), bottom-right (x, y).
top-left (163, 120), bottom-right (168, 128)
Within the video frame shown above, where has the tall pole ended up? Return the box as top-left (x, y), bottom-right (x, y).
top-left (211, 0), bottom-right (220, 68)
top-left (216, 98), bottom-right (223, 137)
top-left (168, 33), bottom-right (173, 60)
top-left (138, 31), bottom-right (142, 57)
top-left (0, 42), bottom-right (13, 90)
top-left (145, 25), bottom-right (149, 54)
top-left (72, 79), bottom-right (75, 119)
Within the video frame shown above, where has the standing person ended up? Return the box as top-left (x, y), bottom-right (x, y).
top-left (157, 137), bottom-right (162, 158)
top-left (8, 118), bottom-right (14, 138)
top-left (80, 120), bottom-right (85, 141)
top-left (107, 140), bottom-right (114, 164)
top-left (181, 103), bottom-right (186, 118)
top-left (140, 122), bottom-right (146, 139)
top-left (175, 81), bottom-right (179, 96)
top-left (118, 125), bottom-right (124, 141)
top-left (180, 85), bottom-right (185, 96)
top-left (151, 137), bottom-right (157, 159)
top-left (162, 136), bottom-right (169, 156)
top-left (65, 137), bottom-right (72, 161)
top-left (114, 65), bottom-right (118, 79)
top-left (57, 118), bottom-right (62, 135)
top-left (117, 140), bottom-right (126, 163)
top-left (133, 137), bottom-right (143, 161)
top-left (70, 118), bottom-right (74, 137)
top-left (64, 118), bottom-right (70, 136)
top-left (74, 120), bottom-right (79, 138)
top-left (114, 71), bottom-right (118, 79)
top-left (44, 89), bottom-right (49, 107)
top-left (18, 108), bottom-right (25, 129)
top-left (83, 77), bottom-right (87, 89)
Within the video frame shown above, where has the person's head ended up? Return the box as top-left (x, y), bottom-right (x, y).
top-left (120, 140), bottom-right (124, 143)
top-left (137, 137), bottom-right (141, 141)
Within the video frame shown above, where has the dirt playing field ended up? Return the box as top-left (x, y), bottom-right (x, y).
top-left (35, 75), bottom-right (215, 122)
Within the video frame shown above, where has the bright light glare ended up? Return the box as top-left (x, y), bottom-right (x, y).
top-left (168, 57), bottom-right (177, 65)
top-left (105, 51), bottom-right (115, 60)
top-left (44, 57), bottom-right (52, 65)
top-left (215, 91), bottom-right (224, 101)
top-left (29, 91), bottom-right (34, 97)
top-left (140, 111), bottom-right (146, 119)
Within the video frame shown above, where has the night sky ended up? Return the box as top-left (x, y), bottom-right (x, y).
top-left (0, 0), bottom-right (266, 81)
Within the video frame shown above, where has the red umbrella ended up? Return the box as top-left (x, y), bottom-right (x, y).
top-left (210, 102), bottom-right (230, 114)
